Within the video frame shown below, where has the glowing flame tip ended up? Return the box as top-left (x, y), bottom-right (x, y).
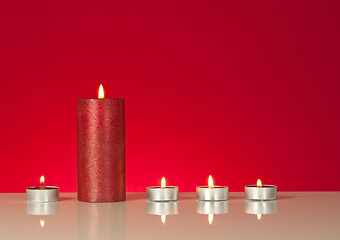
top-left (161, 177), bottom-right (166, 188)
top-left (98, 84), bottom-right (104, 98)
top-left (257, 179), bottom-right (262, 188)
top-left (40, 176), bottom-right (45, 187)
top-left (257, 214), bottom-right (262, 220)
top-left (208, 175), bottom-right (214, 188)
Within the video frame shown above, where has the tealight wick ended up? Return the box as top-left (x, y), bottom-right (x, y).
top-left (40, 176), bottom-right (45, 188)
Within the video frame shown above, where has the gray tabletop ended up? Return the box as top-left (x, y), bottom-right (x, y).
top-left (0, 192), bottom-right (339, 240)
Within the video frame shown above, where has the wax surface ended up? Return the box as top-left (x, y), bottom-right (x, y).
top-left (77, 98), bottom-right (125, 202)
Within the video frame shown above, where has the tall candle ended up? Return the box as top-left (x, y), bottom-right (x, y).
top-left (77, 84), bottom-right (125, 202)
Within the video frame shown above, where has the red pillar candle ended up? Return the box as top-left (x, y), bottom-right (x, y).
top-left (77, 85), bottom-right (125, 202)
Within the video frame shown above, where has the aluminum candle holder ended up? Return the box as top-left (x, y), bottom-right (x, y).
top-left (26, 202), bottom-right (59, 215)
top-left (146, 187), bottom-right (179, 201)
top-left (196, 200), bottom-right (228, 214)
top-left (26, 177), bottom-right (59, 203)
top-left (245, 200), bottom-right (277, 215)
top-left (196, 175), bottom-right (228, 201)
top-left (245, 179), bottom-right (277, 200)
top-left (26, 187), bottom-right (59, 202)
top-left (196, 186), bottom-right (228, 201)
top-left (146, 201), bottom-right (179, 215)
top-left (147, 177), bottom-right (179, 202)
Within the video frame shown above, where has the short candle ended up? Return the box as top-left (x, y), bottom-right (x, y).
top-left (146, 177), bottom-right (179, 202)
top-left (26, 176), bottom-right (59, 203)
top-left (196, 175), bottom-right (228, 201)
top-left (245, 179), bottom-right (277, 200)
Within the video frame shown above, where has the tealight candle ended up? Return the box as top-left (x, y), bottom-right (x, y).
top-left (196, 175), bottom-right (228, 201)
top-left (26, 176), bottom-right (59, 202)
top-left (146, 177), bottom-right (178, 201)
top-left (245, 179), bottom-right (277, 200)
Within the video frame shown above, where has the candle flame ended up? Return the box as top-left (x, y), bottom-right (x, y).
top-left (208, 175), bottom-right (214, 188)
top-left (98, 84), bottom-right (104, 98)
top-left (40, 176), bottom-right (45, 187)
top-left (257, 214), bottom-right (262, 220)
top-left (40, 219), bottom-right (45, 228)
top-left (257, 179), bottom-right (262, 188)
top-left (161, 177), bottom-right (166, 188)
top-left (208, 214), bottom-right (214, 224)
top-left (161, 215), bottom-right (166, 224)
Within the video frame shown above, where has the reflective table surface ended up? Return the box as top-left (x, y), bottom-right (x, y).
top-left (0, 192), bottom-right (339, 239)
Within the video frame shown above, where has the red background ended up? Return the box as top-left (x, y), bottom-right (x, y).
top-left (0, 0), bottom-right (339, 192)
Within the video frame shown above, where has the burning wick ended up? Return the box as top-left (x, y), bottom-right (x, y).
top-left (98, 84), bottom-right (104, 98)
top-left (208, 175), bottom-right (214, 188)
top-left (161, 177), bottom-right (166, 189)
top-left (257, 214), bottom-right (262, 220)
top-left (257, 179), bottom-right (262, 188)
top-left (161, 215), bottom-right (166, 224)
top-left (40, 176), bottom-right (45, 188)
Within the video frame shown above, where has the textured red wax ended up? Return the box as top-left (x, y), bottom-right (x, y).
top-left (77, 98), bottom-right (125, 202)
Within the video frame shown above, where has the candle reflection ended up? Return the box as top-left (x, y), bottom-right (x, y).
top-left (245, 200), bottom-right (277, 220)
top-left (77, 201), bottom-right (126, 240)
top-left (196, 200), bottom-right (228, 225)
top-left (147, 201), bottom-right (179, 224)
top-left (26, 202), bottom-right (59, 228)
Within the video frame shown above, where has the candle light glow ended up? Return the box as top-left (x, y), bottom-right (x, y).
top-left (161, 177), bottom-right (166, 189)
top-left (208, 175), bottom-right (214, 188)
top-left (257, 179), bottom-right (262, 188)
top-left (98, 84), bottom-right (104, 98)
top-left (40, 176), bottom-right (45, 187)
top-left (257, 214), bottom-right (262, 220)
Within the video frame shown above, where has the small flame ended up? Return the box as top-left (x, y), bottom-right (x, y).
top-left (208, 175), bottom-right (214, 188)
top-left (257, 214), bottom-right (262, 220)
top-left (208, 214), bottom-right (214, 224)
top-left (257, 179), bottom-right (262, 188)
top-left (161, 215), bottom-right (166, 223)
top-left (40, 219), bottom-right (45, 228)
top-left (98, 84), bottom-right (104, 98)
top-left (161, 177), bottom-right (166, 188)
top-left (40, 176), bottom-right (45, 187)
